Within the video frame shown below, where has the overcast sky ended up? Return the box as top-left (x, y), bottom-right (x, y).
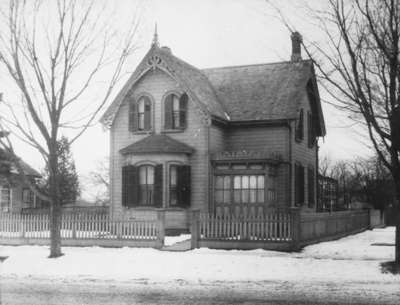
top-left (1, 0), bottom-right (373, 200)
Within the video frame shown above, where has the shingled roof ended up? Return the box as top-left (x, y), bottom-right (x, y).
top-left (120, 134), bottom-right (194, 155)
top-left (101, 43), bottom-right (325, 136)
top-left (0, 148), bottom-right (41, 177)
top-left (202, 61), bottom-right (312, 121)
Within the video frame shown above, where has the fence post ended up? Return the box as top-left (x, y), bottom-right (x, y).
top-left (291, 208), bottom-right (301, 251)
top-left (72, 214), bottom-right (77, 239)
top-left (157, 210), bottom-right (166, 248)
top-left (116, 220), bottom-right (122, 239)
top-left (20, 215), bottom-right (25, 239)
top-left (190, 210), bottom-right (200, 249)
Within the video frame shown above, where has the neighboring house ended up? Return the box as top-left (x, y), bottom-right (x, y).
top-left (101, 31), bottom-right (326, 231)
top-left (0, 151), bottom-right (41, 213)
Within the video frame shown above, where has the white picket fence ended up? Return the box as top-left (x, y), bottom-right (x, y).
top-left (0, 212), bottom-right (165, 248)
top-left (198, 212), bottom-right (292, 241)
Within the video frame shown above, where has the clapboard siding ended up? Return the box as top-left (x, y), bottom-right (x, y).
top-left (110, 68), bottom-right (209, 224)
top-left (209, 124), bottom-right (226, 152)
top-left (225, 126), bottom-right (289, 161)
top-left (291, 92), bottom-right (318, 210)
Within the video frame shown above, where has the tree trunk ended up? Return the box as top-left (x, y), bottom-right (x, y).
top-left (48, 150), bottom-right (63, 258)
top-left (392, 167), bottom-right (400, 264)
top-left (395, 179), bottom-right (400, 264)
top-left (49, 198), bottom-right (62, 258)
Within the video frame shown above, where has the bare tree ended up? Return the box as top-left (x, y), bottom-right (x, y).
top-left (271, 0), bottom-right (400, 265)
top-left (0, 0), bottom-right (140, 257)
top-left (319, 155), bottom-right (333, 177)
top-left (88, 157), bottom-right (109, 206)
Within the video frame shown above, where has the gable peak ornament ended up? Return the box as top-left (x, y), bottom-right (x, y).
top-left (152, 23), bottom-right (159, 47)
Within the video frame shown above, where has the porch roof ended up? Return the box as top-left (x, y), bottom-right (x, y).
top-left (120, 134), bottom-right (194, 155)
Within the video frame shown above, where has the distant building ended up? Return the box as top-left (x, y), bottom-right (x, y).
top-left (0, 149), bottom-right (41, 212)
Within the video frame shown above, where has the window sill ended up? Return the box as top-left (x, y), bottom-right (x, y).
top-left (161, 129), bottom-right (186, 134)
top-left (131, 130), bottom-right (154, 135)
top-left (123, 206), bottom-right (190, 211)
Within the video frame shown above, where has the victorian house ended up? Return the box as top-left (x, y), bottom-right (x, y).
top-left (101, 31), bottom-right (326, 231)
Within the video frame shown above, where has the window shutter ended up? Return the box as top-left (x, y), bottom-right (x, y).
top-left (179, 93), bottom-right (188, 128)
top-left (294, 165), bottom-right (299, 206)
top-left (296, 109), bottom-right (304, 141)
top-left (164, 95), bottom-right (173, 129)
top-left (144, 102), bottom-right (151, 130)
top-left (295, 164), bottom-right (305, 206)
top-left (122, 165), bottom-right (138, 207)
top-left (299, 165), bottom-right (305, 205)
top-left (129, 102), bottom-right (138, 132)
top-left (308, 111), bottom-right (315, 148)
top-left (153, 164), bottom-right (163, 207)
top-left (177, 165), bottom-right (191, 208)
top-left (308, 168), bottom-right (315, 207)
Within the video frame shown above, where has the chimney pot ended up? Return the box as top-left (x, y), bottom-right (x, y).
top-left (291, 31), bottom-right (302, 62)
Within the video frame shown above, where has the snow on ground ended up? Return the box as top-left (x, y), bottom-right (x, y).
top-left (164, 234), bottom-right (191, 246)
top-left (300, 227), bottom-right (395, 260)
top-left (0, 228), bottom-right (398, 284)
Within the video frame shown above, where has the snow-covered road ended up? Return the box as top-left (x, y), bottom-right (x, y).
top-left (0, 227), bottom-right (399, 304)
top-left (2, 277), bottom-right (400, 305)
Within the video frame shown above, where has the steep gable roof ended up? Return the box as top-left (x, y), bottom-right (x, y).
top-left (120, 134), bottom-right (194, 155)
top-left (101, 45), bottom-right (228, 126)
top-left (101, 44), bottom-right (325, 136)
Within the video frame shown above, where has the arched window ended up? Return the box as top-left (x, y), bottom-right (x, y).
top-left (129, 96), bottom-right (152, 132)
top-left (139, 165), bottom-right (154, 206)
top-left (164, 93), bottom-right (188, 130)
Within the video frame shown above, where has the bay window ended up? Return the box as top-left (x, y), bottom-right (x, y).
top-left (213, 163), bottom-right (276, 205)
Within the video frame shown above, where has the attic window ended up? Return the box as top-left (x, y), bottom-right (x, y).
top-left (129, 96), bottom-right (152, 132)
top-left (295, 109), bottom-right (304, 142)
top-left (164, 93), bottom-right (188, 130)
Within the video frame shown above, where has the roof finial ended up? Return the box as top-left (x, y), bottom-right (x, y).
top-left (152, 23), bottom-right (159, 47)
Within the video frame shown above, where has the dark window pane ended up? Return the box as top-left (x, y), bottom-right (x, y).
top-left (249, 189), bottom-right (256, 203)
top-left (242, 189), bottom-right (249, 203)
top-left (223, 176), bottom-right (231, 189)
top-left (215, 190), bottom-right (223, 203)
top-left (223, 190), bottom-right (230, 203)
top-left (234, 190), bottom-right (241, 203)
top-left (258, 189), bottom-right (265, 202)
top-left (215, 176), bottom-right (224, 189)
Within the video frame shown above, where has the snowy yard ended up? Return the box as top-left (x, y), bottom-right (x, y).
top-left (0, 227), bottom-right (397, 283)
top-left (0, 227), bottom-right (399, 304)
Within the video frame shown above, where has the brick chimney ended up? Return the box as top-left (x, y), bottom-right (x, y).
top-left (291, 31), bottom-right (302, 62)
